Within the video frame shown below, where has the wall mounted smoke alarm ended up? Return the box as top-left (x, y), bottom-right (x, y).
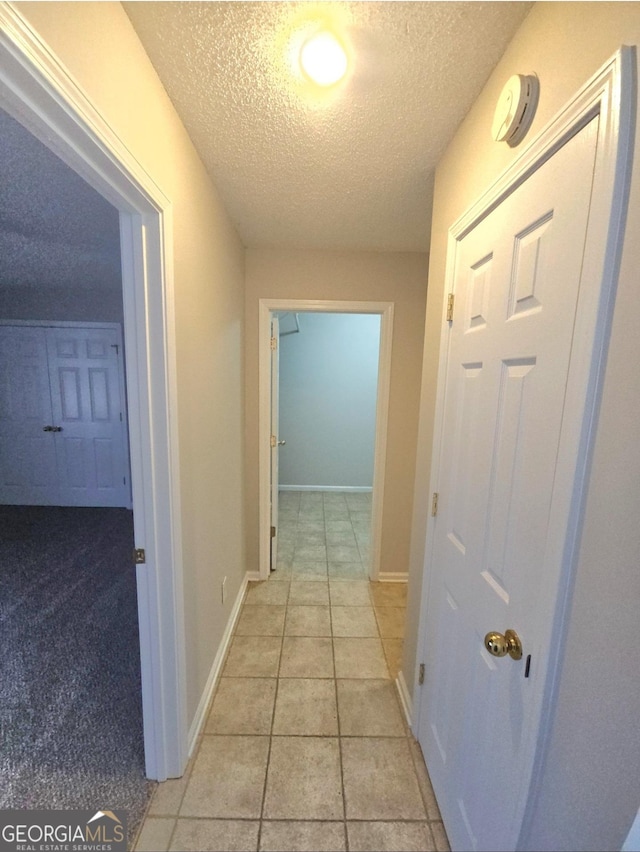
top-left (491, 74), bottom-right (539, 146)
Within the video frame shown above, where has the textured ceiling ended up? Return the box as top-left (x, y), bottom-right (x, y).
top-left (124, 1), bottom-right (532, 252)
top-left (0, 109), bottom-right (122, 291)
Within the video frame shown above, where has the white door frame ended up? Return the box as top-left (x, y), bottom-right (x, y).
top-left (258, 298), bottom-right (394, 582)
top-left (269, 315), bottom-right (280, 572)
top-left (0, 5), bottom-right (187, 780)
top-left (413, 48), bottom-right (634, 846)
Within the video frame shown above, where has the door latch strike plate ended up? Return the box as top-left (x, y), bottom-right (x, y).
top-left (431, 492), bottom-right (439, 516)
top-left (134, 548), bottom-right (146, 565)
top-left (446, 293), bottom-right (455, 322)
top-left (270, 526), bottom-right (276, 539)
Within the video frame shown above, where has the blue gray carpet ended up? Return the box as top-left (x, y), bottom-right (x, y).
top-left (0, 506), bottom-right (154, 844)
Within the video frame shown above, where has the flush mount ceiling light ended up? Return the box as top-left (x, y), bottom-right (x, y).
top-left (299, 30), bottom-right (348, 86)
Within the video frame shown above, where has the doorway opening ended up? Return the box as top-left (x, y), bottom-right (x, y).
top-left (0, 5), bottom-right (187, 783)
top-left (272, 311), bottom-right (381, 580)
top-left (0, 103), bottom-right (152, 822)
top-left (259, 299), bottom-right (394, 583)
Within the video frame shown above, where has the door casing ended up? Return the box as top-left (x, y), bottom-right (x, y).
top-left (269, 315), bottom-right (280, 571)
top-left (258, 298), bottom-right (394, 582)
top-left (0, 4), bottom-right (188, 780)
top-left (413, 47), bottom-right (635, 848)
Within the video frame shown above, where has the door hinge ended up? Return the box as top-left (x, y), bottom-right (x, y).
top-left (134, 548), bottom-right (146, 565)
top-left (431, 492), bottom-right (439, 516)
top-left (270, 435), bottom-right (277, 448)
top-left (271, 525), bottom-right (276, 539)
top-left (270, 336), bottom-right (278, 351)
top-left (446, 293), bottom-right (455, 322)
top-left (418, 663), bottom-right (425, 685)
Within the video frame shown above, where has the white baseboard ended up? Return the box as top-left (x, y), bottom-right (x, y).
top-left (245, 570), bottom-right (261, 582)
top-left (396, 670), bottom-right (413, 728)
top-left (187, 573), bottom-right (248, 756)
top-left (279, 485), bottom-right (373, 493)
top-left (377, 572), bottom-right (408, 583)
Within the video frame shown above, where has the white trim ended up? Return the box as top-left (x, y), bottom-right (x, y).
top-left (259, 299), bottom-right (394, 583)
top-left (377, 572), bottom-right (408, 584)
top-left (279, 485), bottom-right (373, 493)
top-left (413, 48), bottom-right (634, 849)
top-left (186, 574), bottom-right (248, 756)
top-left (245, 571), bottom-right (262, 582)
top-left (0, 3), bottom-right (187, 780)
top-left (622, 808), bottom-right (640, 852)
top-left (395, 671), bottom-right (413, 728)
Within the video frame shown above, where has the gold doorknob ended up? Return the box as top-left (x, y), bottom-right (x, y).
top-left (484, 629), bottom-right (523, 660)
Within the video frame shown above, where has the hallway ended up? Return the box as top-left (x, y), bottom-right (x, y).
top-left (134, 491), bottom-right (449, 851)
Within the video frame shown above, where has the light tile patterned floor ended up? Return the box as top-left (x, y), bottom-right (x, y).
top-left (135, 491), bottom-right (450, 852)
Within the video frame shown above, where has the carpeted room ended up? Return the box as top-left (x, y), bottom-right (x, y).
top-left (0, 506), bottom-right (152, 827)
top-left (0, 108), bottom-right (153, 837)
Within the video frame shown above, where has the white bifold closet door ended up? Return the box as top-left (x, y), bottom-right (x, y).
top-left (0, 324), bottom-right (130, 507)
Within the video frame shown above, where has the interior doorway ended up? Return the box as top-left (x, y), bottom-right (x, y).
top-left (0, 6), bottom-right (187, 781)
top-left (271, 311), bottom-right (381, 578)
top-left (259, 299), bottom-right (394, 582)
top-left (0, 106), bottom-right (150, 824)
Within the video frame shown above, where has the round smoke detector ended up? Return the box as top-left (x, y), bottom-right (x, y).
top-left (491, 74), bottom-right (539, 146)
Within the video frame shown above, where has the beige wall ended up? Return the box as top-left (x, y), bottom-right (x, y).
top-left (16, 2), bottom-right (247, 728)
top-left (245, 249), bottom-right (427, 577)
top-left (405, 3), bottom-right (640, 850)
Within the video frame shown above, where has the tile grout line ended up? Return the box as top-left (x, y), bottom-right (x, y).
top-left (160, 721), bottom-right (197, 851)
top-left (328, 530), bottom-right (349, 852)
top-left (256, 546), bottom-right (290, 851)
top-left (339, 495), bottom-right (370, 849)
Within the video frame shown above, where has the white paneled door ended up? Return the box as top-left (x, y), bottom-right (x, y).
top-left (0, 325), bottom-right (59, 502)
top-left (0, 324), bottom-right (130, 507)
top-left (418, 118), bottom-right (601, 851)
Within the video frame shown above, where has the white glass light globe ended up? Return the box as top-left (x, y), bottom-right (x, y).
top-left (299, 31), bottom-right (348, 86)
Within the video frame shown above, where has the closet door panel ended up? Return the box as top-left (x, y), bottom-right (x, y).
top-left (0, 326), bottom-right (61, 504)
top-left (46, 326), bottom-right (129, 507)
